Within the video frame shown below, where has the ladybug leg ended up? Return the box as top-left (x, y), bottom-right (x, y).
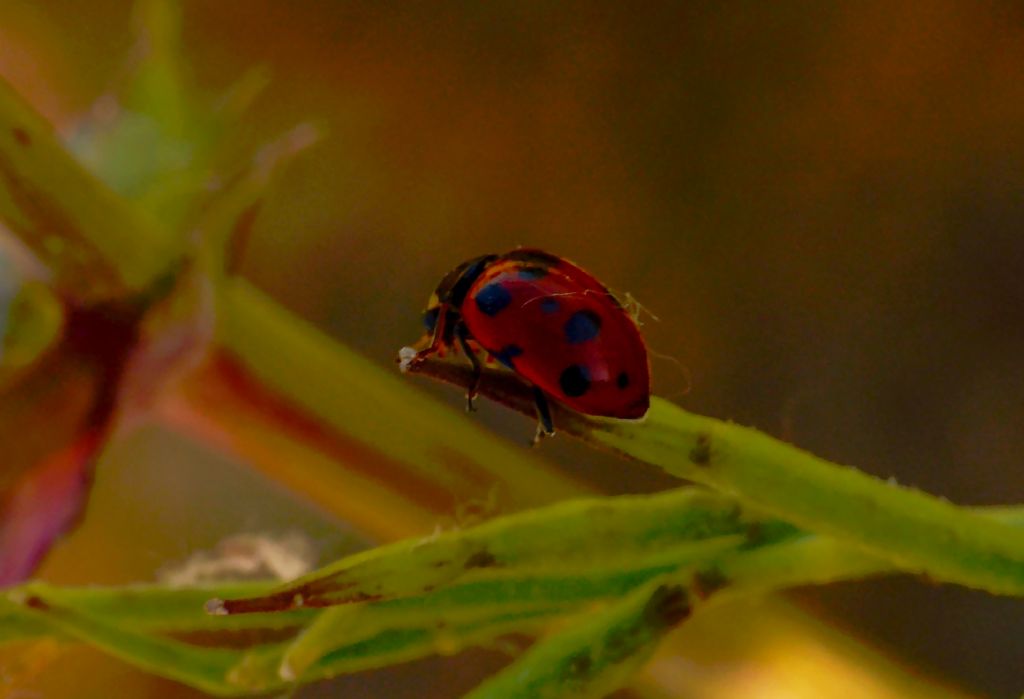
top-left (455, 322), bottom-right (482, 412)
top-left (530, 387), bottom-right (555, 446)
top-left (409, 305), bottom-right (453, 363)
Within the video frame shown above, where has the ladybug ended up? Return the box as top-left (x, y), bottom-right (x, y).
top-left (407, 249), bottom-right (650, 441)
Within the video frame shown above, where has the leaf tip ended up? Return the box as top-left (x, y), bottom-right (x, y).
top-left (278, 659), bottom-right (297, 682)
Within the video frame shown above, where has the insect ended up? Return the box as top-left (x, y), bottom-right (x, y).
top-left (406, 249), bottom-right (650, 442)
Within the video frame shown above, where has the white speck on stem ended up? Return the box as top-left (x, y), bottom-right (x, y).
top-left (278, 660), bottom-right (297, 681)
top-left (204, 598), bottom-right (228, 616)
top-left (398, 346), bottom-right (418, 372)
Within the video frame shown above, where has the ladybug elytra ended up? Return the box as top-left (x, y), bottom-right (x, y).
top-left (407, 249), bottom-right (650, 441)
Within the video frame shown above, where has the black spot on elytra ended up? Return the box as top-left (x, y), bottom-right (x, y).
top-left (12, 127), bottom-right (30, 146)
top-left (616, 371), bottom-right (630, 389)
top-left (559, 364), bottom-right (591, 397)
top-left (474, 283), bottom-right (512, 316)
top-left (564, 310), bottom-right (601, 344)
top-left (539, 297), bottom-right (560, 314)
top-left (464, 550), bottom-right (498, 569)
top-left (689, 433), bottom-right (711, 465)
top-left (494, 344), bottom-right (523, 369)
top-left (517, 265), bottom-right (548, 280)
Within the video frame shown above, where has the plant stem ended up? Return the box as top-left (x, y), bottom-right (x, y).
top-left (404, 358), bottom-right (1024, 596)
top-left (0, 77), bottom-right (180, 303)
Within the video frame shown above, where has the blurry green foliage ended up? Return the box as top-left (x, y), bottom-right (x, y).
top-left (0, 278), bottom-right (63, 388)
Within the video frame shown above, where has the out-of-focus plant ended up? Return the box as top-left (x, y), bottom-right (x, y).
top-left (0, 0), bottom-right (583, 589)
top-left (0, 2), bottom-right (1022, 698)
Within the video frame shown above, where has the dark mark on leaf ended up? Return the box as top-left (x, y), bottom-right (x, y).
top-left (693, 568), bottom-right (729, 600)
top-left (25, 596), bottom-right (49, 611)
top-left (644, 584), bottom-right (691, 630)
top-left (603, 625), bottom-right (638, 663)
top-left (689, 432), bottom-right (712, 465)
top-left (565, 651), bottom-right (593, 677)
top-left (464, 550), bottom-right (498, 569)
top-left (315, 591), bottom-right (381, 606)
top-left (744, 521), bottom-right (765, 548)
top-left (12, 127), bottom-right (30, 147)
top-left (740, 520), bottom-right (802, 550)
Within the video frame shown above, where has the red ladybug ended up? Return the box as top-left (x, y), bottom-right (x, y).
top-left (408, 249), bottom-right (650, 440)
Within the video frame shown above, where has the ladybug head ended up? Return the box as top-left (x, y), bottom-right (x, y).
top-left (421, 254), bottom-right (497, 343)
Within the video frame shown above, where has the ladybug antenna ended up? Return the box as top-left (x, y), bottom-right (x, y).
top-left (647, 346), bottom-right (693, 397)
top-left (615, 290), bottom-right (661, 326)
top-left (518, 289), bottom-right (599, 311)
top-left (609, 288), bottom-right (687, 394)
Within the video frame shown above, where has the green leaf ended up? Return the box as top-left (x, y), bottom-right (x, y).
top-left (69, 0), bottom-right (212, 229)
top-left (126, 0), bottom-right (191, 140)
top-left (275, 539), bottom-right (734, 680)
top-left (17, 581), bottom-right (313, 632)
top-left (6, 503), bottom-right (1021, 692)
top-left (0, 279), bottom-right (64, 389)
top-left (7, 593), bottom-right (253, 696)
top-left (0, 77), bottom-right (181, 303)
top-left (211, 488), bottom-right (758, 613)
top-left (229, 607), bottom-right (557, 693)
top-left (195, 123), bottom-right (321, 283)
top-left (462, 579), bottom-right (692, 699)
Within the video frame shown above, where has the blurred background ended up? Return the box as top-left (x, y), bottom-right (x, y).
top-left (1, 1), bottom-right (1022, 697)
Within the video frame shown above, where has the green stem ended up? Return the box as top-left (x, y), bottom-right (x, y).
top-left (219, 281), bottom-right (588, 509)
top-left (406, 360), bottom-right (1024, 596)
top-left (0, 77), bottom-right (180, 303)
top-left (600, 400), bottom-right (1024, 595)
